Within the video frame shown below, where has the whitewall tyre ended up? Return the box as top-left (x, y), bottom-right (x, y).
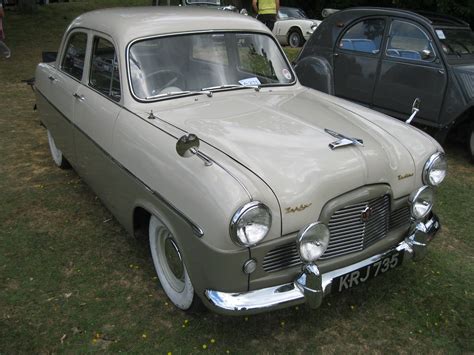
top-left (288, 30), bottom-right (303, 48)
top-left (47, 130), bottom-right (70, 169)
top-left (149, 216), bottom-right (195, 310)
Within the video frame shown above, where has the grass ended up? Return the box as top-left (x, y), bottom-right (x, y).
top-left (0, 2), bottom-right (473, 352)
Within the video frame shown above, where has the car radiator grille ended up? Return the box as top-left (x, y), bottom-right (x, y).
top-left (262, 195), bottom-right (411, 273)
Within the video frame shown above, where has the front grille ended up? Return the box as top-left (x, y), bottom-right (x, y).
top-left (389, 206), bottom-right (411, 230)
top-left (262, 195), bottom-right (411, 273)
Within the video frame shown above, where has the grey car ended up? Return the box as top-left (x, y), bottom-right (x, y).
top-left (294, 7), bottom-right (474, 160)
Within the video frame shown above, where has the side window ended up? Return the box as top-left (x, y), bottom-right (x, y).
top-left (61, 32), bottom-right (88, 80)
top-left (339, 19), bottom-right (386, 54)
top-left (386, 20), bottom-right (435, 62)
top-left (89, 37), bottom-right (121, 101)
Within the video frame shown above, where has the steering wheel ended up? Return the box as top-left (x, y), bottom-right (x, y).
top-left (145, 69), bottom-right (185, 95)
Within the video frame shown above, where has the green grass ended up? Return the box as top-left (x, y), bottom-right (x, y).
top-left (1, 2), bottom-right (473, 352)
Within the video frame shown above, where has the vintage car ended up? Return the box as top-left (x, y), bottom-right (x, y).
top-left (294, 7), bottom-right (474, 160)
top-left (273, 6), bottom-right (321, 48)
top-left (35, 7), bottom-right (446, 315)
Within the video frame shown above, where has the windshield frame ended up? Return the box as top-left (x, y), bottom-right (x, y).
top-left (126, 30), bottom-right (297, 103)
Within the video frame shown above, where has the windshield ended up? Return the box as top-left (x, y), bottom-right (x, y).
top-left (279, 7), bottom-right (307, 19)
top-left (129, 32), bottom-right (295, 100)
top-left (437, 28), bottom-right (474, 56)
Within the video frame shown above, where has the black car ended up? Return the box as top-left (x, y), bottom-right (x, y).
top-left (294, 7), bottom-right (474, 160)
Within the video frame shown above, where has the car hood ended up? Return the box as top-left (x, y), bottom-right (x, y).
top-left (146, 87), bottom-right (437, 234)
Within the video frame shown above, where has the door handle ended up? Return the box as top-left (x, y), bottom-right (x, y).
top-left (73, 93), bottom-right (85, 101)
top-left (48, 75), bottom-right (56, 82)
top-left (334, 53), bottom-right (339, 57)
top-left (438, 69), bottom-right (445, 75)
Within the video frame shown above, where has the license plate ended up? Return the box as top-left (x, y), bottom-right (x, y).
top-left (333, 251), bottom-right (404, 293)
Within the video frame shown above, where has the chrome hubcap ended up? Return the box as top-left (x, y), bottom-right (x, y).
top-left (290, 33), bottom-right (299, 47)
top-left (155, 228), bottom-right (185, 293)
top-left (164, 237), bottom-right (184, 282)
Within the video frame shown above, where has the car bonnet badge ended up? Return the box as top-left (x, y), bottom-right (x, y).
top-left (325, 129), bottom-right (364, 150)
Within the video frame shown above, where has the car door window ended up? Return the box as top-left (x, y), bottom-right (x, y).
top-left (386, 20), bottom-right (435, 62)
top-left (89, 37), bottom-right (121, 101)
top-left (61, 32), bottom-right (88, 80)
top-left (338, 19), bottom-right (385, 54)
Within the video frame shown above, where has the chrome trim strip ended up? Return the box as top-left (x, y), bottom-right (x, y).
top-left (36, 89), bottom-right (204, 238)
top-left (205, 214), bottom-right (440, 315)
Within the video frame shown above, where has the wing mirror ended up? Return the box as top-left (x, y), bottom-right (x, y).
top-left (240, 8), bottom-right (248, 15)
top-left (406, 98), bottom-right (421, 124)
top-left (176, 134), bottom-right (212, 166)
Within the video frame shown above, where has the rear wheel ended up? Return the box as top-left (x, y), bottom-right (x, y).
top-left (148, 215), bottom-right (196, 310)
top-left (288, 30), bottom-right (303, 48)
top-left (47, 130), bottom-right (70, 169)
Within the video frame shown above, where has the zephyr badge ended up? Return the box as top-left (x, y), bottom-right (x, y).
top-left (325, 129), bottom-right (364, 150)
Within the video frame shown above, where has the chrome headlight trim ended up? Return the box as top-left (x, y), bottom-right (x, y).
top-left (423, 152), bottom-right (447, 187)
top-left (296, 222), bottom-right (330, 263)
top-left (229, 201), bottom-right (272, 247)
top-left (409, 185), bottom-right (434, 220)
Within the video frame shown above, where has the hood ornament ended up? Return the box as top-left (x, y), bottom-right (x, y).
top-left (324, 129), bottom-right (364, 150)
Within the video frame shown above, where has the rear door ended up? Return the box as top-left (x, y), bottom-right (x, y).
top-left (334, 17), bottom-right (387, 105)
top-left (372, 19), bottom-right (447, 124)
top-left (46, 30), bottom-right (89, 165)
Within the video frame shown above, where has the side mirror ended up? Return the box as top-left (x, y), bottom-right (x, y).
top-left (240, 8), bottom-right (248, 15)
top-left (176, 133), bottom-right (199, 158)
top-left (406, 98), bottom-right (421, 124)
top-left (176, 134), bottom-right (213, 166)
top-left (421, 49), bottom-right (433, 60)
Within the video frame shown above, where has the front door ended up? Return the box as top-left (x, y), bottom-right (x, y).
top-left (334, 17), bottom-right (387, 105)
top-left (372, 19), bottom-right (447, 124)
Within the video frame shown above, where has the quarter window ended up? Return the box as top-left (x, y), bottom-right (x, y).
top-left (89, 37), bottom-right (121, 101)
top-left (386, 20), bottom-right (435, 61)
top-left (339, 19), bottom-right (385, 54)
top-left (61, 32), bottom-right (88, 80)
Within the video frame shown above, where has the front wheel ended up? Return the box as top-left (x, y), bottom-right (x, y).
top-left (288, 30), bottom-right (303, 48)
top-left (149, 216), bottom-right (196, 310)
top-left (47, 130), bottom-right (70, 169)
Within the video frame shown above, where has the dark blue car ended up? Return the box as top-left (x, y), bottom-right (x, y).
top-left (295, 7), bottom-right (474, 160)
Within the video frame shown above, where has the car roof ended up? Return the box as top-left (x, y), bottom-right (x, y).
top-left (330, 7), bottom-right (470, 28)
top-left (68, 7), bottom-right (271, 44)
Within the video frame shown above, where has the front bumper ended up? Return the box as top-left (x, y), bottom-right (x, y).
top-left (204, 214), bottom-right (440, 315)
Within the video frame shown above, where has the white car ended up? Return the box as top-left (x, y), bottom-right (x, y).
top-left (273, 6), bottom-right (321, 48)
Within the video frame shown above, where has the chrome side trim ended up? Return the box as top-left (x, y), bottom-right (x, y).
top-left (205, 214), bottom-right (440, 315)
top-left (36, 89), bottom-right (204, 238)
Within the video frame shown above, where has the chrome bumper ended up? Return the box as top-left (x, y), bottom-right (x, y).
top-left (205, 214), bottom-right (440, 315)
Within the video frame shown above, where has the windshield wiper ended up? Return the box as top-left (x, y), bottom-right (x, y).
top-left (146, 90), bottom-right (212, 100)
top-left (201, 84), bottom-right (260, 92)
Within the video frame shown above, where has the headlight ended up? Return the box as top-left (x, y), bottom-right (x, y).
top-left (230, 201), bottom-right (272, 247)
top-left (409, 186), bottom-right (434, 220)
top-left (296, 222), bottom-right (330, 263)
top-left (423, 152), bottom-right (447, 187)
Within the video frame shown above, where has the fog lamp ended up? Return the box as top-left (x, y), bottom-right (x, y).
top-left (297, 222), bottom-right (330, 263)
top-left (409, 186), bottom-right (434, 220)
